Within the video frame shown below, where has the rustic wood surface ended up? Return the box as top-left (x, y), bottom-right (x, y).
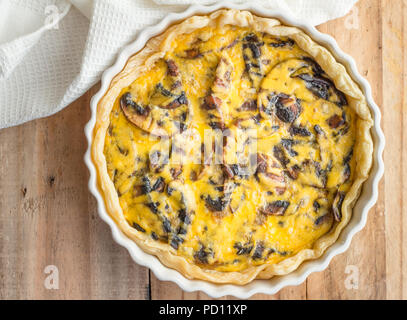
top-left (0, 0), bottom-right (405, 300)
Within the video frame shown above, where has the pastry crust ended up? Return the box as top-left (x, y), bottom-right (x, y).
top-left (91, 9), bottom-right (373, 284)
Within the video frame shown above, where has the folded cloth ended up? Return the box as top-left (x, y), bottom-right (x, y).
top-left (0, 0), bottom-right (358, 129)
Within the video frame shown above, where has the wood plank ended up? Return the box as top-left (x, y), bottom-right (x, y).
top-left (0, 94), bottom-right (92, 299)
top-left (382, 0), bottom-right (406, 300)
top-left (150, 273), bottom-right (218, 300)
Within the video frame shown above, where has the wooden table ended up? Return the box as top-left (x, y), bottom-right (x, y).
top-left (0, 0), bottom-right (405, 300)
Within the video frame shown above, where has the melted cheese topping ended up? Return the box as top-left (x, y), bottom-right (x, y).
top-left (104, 26), bottom-right (356, 272)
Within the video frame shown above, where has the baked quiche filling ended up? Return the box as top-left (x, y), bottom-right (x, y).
top-left (103, 25), bottom-right (356, 272)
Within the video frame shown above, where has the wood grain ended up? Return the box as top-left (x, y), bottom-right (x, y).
top-left (382, 0), bottom-right (407, 300)
top-left (0, 0), bottom-right (405, 299)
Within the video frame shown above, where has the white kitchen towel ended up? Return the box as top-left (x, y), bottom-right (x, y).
top-left (0, 0), bottom-right (358, 129)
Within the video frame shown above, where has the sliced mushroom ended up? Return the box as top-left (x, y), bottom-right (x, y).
top-left (239, 99), bottom-right (258, 111)
top-left (132, 222), bottom-right (146, 233)
top-left (327, 114), bottom-right (345, 129)
top-left (314, 124), bottom-right (326, 136)
top-left (285, 165), bottom-right (301, 180)
top-left (273, 145), bottom-right (290, 168)
top-left (314, 213), bottom-right (332, 226)
top-left (258, 171), bottom-right (286, 191)
top-left (121, 59), bottom-right (190, 137)
top-left (204, 195), bottom-right (230, 213)
top-left (121, 92), bottom-right (187, 137)
top-left (149, 181), bottom-right (196, 248)
top-left (258, 58), bottom-right (347, 126)
top-left (234, 241), bottom-right (254, 255)
top-left (150, 59), bottom-right (188, 110)
top-left (169, 165), bottom-right (183, 179)
top-left (152, 177), bottom-right (165, 193)
top-left (120, 92), bottom-right (154, 130)
top-left (293, 159), bottom-right (329, 189)
top-left (289, 125), bottom-right (312, 137)
top-left (280, 139), bottom-right (298, 157)
top-left (204, 181), bottom-right (237, 217)
top-left (201, 54), bottom-right (234, 125)
top-left (260, 200), bottom-right (290, 216)
top-left (252, 242), bottom-right (265, 260)
top-left (166, 59), bottom-right (179, 76)
top-left (242, 33), bottom-right (265, 87)
top-left (254, 153), bottom-right (286, 189)
top-left (332, 191), bottom-right (345, 221)
top-left (220, 38), bottom-right (239, 51)
top-left (167, 180), bottom-right (196, 213)
top-left (260, 93), bottom-right (301, 124)
top-left (290, 58), bottom-right (348, 107)
top-left (212, 56), bottom-right (233, 94)
top-left (184, 48), bottom-right (203, 59)
top-left (255, 153), bottom-right (268, 174)
top-left (149, 149), bottom-right (169, 173)
top-left (194, 245), bottom-right (213, 264)
top-left (202, 95), bottom-right (222, 111)
top-left (267, 36), bottom-right (295, 48)
top-left (136, 175), bottom-right (166, 196)
top-left (258, 59), bottom-right (309, 117)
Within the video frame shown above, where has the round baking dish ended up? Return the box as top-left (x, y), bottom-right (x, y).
top-left (84, 1), bottom-right (385, 298)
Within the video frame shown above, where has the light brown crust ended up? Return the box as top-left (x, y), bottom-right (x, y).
top-left (91, 9), bottom-right (374, 284)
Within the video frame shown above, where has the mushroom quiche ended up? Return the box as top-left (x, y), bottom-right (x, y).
top-left (92, 9), bottom-right (373, 284)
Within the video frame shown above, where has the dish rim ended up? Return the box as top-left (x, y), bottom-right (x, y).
top-left (84, 0), bottom-right (385, 299)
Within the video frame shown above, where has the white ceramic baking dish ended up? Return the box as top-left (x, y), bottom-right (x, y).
top-left (84, 1), bottom-right (385, 299)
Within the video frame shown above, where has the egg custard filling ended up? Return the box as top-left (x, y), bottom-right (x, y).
top-left (94, 10), bottom-right (373, 283)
